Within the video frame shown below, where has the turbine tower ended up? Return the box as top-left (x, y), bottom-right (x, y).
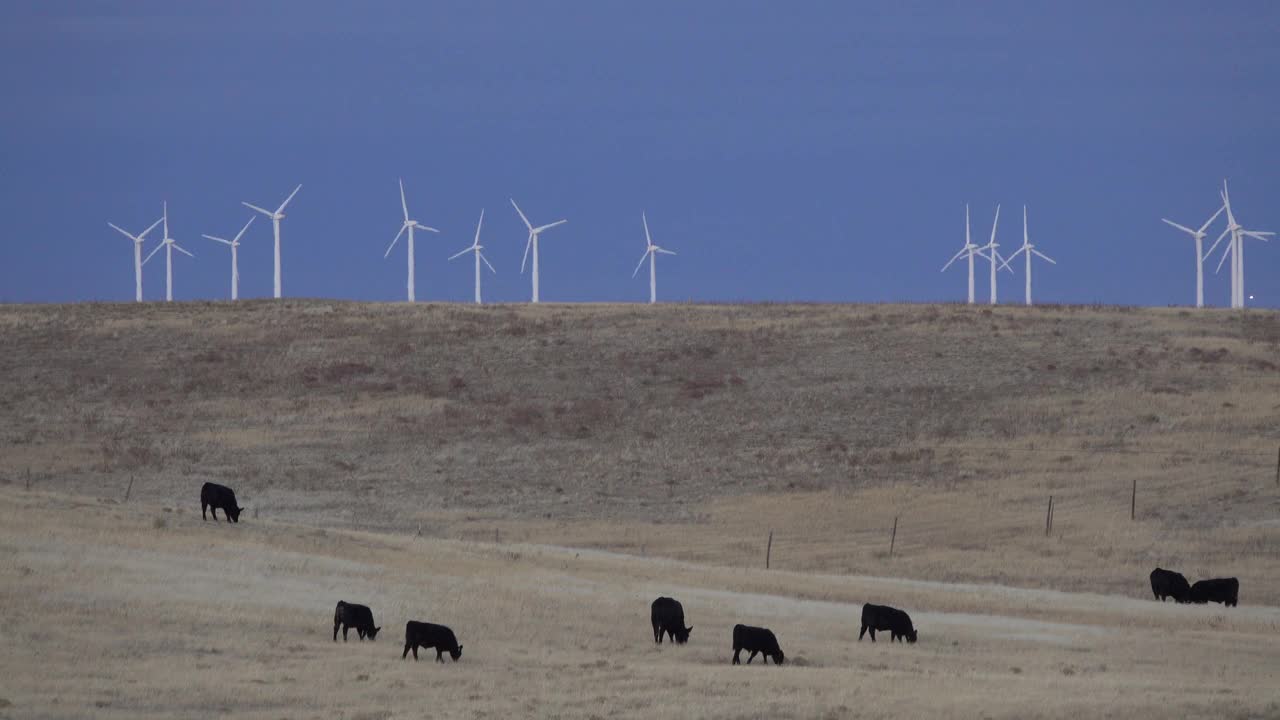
top-left (1207, 180), bottom-right (1273, 308)
top-left (384, 179), bottom-right (439, 302)
top-left (1161, 204), bottom-right (1224, 308)
top-left (979, 204), bottom-right (1012, 305)
top-left (242, 184), bottom-right (301, 299)
top-left (510, 199), bottom-right (566, 303)
top-left (107, 216), bottom-right (163, 302)
top-left (940, 204), bottom-right (989, 304)
top-left (202, 216), bottom-right (256, 300)
top-left (141, 202), bottom-right (194, 302)
top-left (632, 212), bottom-right (677, 304)
top-left (999, 206), bottom-right (1057, 306)
top-left (448, 209), bottom-right (496, 304)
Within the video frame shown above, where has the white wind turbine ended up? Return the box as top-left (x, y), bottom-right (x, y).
top-left (940, 204), bottom-right (989, 304)
top-left (979, 204), bottom-right (1013, 304)
top-left (999, 206), bottom-right (1057, 306)
top-left (449, 209), bottom-right (497, 304)
top-left (1161, 203), bottom-right (1224, 308)
top-left (510, 199), bottom-right (566, 303)
top-left (201, 216), bottom-right (256, 300)
top-left (141, 201), bottom-right (194, 302)
top-left (1206, 180), bottom-right (1272, 308)
top-left (107, 215), bottom-right (163, 302)
top-left (384, 179), bottom-right (439, 303)
top-left (242, 183), bottom-right (301, 299)
top-left (632, 212), bottom-right (676, 304)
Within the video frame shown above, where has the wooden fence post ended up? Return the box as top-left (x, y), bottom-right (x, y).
top-left (1131, 478), bottom-right (1136, 521)
top-left (766, 530), bottom-right (773, 570)
top-left (1275, 446), bottom-right (1279, 487)
top-left (889, 516), bottom-right (898, 557)
top-left (1045, 495), bottom-right (1053, 536)
top-left (124, 476), bottom-right (134, 503)
top-left (25, 467), bottom-right (32, 491)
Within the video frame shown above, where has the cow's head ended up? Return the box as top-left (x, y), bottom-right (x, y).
top-left (772, 650), bottom-right (785, 665)
top-left (674, 626), bottom-right (692, 644)
top-left (449, 645), bottom-right (463, 661)
top-left (906, 628), bottom-right (918, 643)
top-left (228, 506), bottom-right (243, 522)
top-left (367, 626), bottom-right (381, 640)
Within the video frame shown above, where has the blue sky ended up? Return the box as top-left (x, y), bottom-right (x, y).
top-left (2, 1), bottom-right (1277, 306)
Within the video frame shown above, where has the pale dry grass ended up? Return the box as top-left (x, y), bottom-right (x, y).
top-left (2, 489), bottom-right (1278, 720)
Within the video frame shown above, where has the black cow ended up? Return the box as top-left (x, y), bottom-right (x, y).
top-left (402, 621), bottom-right (463, 662)
top-left (1149, 568), bottom-right (1191, 603)
top-left (200, 482), bottom-right (243, 523)
top-left (859, 603), bottom-right (918, 643)
top-left (333, 601), bottom-right (381, 642)
top-left (731, 624), bottom-right (785, 665)
top-left (1189, 578), bottom-right (1239, 607)
top-left (651, 597), bottom-right (693, 644)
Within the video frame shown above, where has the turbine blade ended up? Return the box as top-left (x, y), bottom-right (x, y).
top-left (520, 233), bottom-right (533, 273)
top-left (1197, 205), bottom-right (1225, 234)
top-left (202, 234), bottom-right (234, 246)
top-left (940, 248), bottom-right (966, 272)
top-left (1032, 249), bottom-right (1056, 264)
top-left (275, 184), bottom-right (302, 214)
top-left (632, 251), bottom-right (649, 278)
top-left (1161, 219), bottom-right (1196, 235)
top-left (173, 244), bottom-right (194, 258)
top-left (656, 248), bottom-right (676, 255)
top-left (138, 216), bottom-right (164, 239)
top-left (642, 212), bottom-right (652, 248)
top-left (415, 224), bottom-right (440, 233)
top-left (233, 215), bottom-right (256, 243)
top-left (480, 252), bottom-right (496, 274)
top-left (399, 178), bottom-right (409, 222)
top-left (988, 204), bottom-right (1001, 247)
top-left (1204, 227), bottom-right (1232, 259)
top-left (108, 223), bottom-right (138, 241)
top-left (1213, 242), bottom-right (1232, 274)
top-left (999, 247), bottom-right (1025, 272)
top-left (1243, 231), bottom-right (1272, 242)
top-left (242, 202), bottom-right (274, 218)
top-left (534, 219), bottom-right (567, 233)
top-left (385, 224), bottom-right (406, 258)
top-left (510, 199), bottom-right (533, 230)
top-left (142, 242), bottom-right (164, 265)
top-left (448, 246), bottom-right (471, 261)
top-left (474, 208), bottom-right (485, 245)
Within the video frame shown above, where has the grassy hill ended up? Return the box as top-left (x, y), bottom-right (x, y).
top-left (2, 300), bottom-right (1277, 598)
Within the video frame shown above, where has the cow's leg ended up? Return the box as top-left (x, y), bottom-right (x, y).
top-left (210, 506), bottom-right (218, 521)
top-left (747, 650), bottom-right (758, 664)
top-left (436, 648), bottom-right (445, 663)
top-left (343, 625), bottom-right (349, 642)
top-left (357, 628), bottom-right (365, 640)
top-left (202, 502), bottom-right (208, 521)
top-left (333, 620), bottom-right (339, 642)
top-left (858, 624), bottom-right (867, 641)
top-left (412, 645), bottom-right (419, 660)
top-left (732, 648), bottom-right (741, 665)
top-left (402, 643), bottom-right (410, 659)
top-left (869, 629), bottom-right (876, 642)
top-left (653, 622), bottom-right (662, 643)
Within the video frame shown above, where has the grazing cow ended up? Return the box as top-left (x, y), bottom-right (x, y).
top-left (731, 624), bottom-right (785, 665)
top-left (402, 621), bottom-right (463, 662)
top-left (859, 603), bottom-right (918, 643)
top-left (333, 601), bottom-right (381, 642)
top-left (1149, 568), bottom-right (1192, 603)
top-left (200, 482), bottom-right (243, 523)
top-left (651, 597), bottom-right (693, 645)
top-left (1189, 578), bottom-right (1239, 607)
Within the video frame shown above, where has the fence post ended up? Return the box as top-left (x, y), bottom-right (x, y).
top-left (1131, 478), bottom-right (1136, 521)
top-left (1275, 446), bottom-right (1279, 487)
top-left (889, 516), bottom-right (898, 557)
top-left (25, 467), bottom-right (32, 491)
top-left (124, 476), bottom-right (134, 503)
top-left (1045, 495), bottom-right (1053, 536)
top-left (766, 530), bottom-right (773, 569)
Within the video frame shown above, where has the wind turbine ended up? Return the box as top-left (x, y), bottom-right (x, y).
top-left (1206, 180), bottom-right (1273, 308)
top-left (141, 201), bottom-right (193, 302)
top-left (384, 179), bottom-right (439, 302)
top-left (979, 204), bottom-right (1013, 305)
top-left (510, 199), bottom-right (566, 303)
top-left (631, 212), bottom-right (677, 304)
top-left (242, 183), bottom-right (301, 299)
top-left (201, 216), bottom-right (256, 300)
top-left (107, 215), bottom-right (163, 302)
top-left (1161, 203), bottom-right (1224, 308)
top-left (999, 206), bottom-right (1057, 306)
top-left (448, 209), bottom-right (496, 304)
top-left (940, 204), bottom-right (989, 304)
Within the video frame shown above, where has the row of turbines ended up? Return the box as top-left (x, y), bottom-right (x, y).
top-left (110, 179), bottom-right (1271, 307)
top-left (941, 179), bottom-right (1272, 307)
top-left (108, 181), bottom-right (679, 305)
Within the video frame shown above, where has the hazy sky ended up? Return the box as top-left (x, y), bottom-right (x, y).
top-left (2, 1), bottom-right (1277, 306)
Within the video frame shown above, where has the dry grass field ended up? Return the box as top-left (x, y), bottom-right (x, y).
top-left (1, 301), bottom-right (1278, 718)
